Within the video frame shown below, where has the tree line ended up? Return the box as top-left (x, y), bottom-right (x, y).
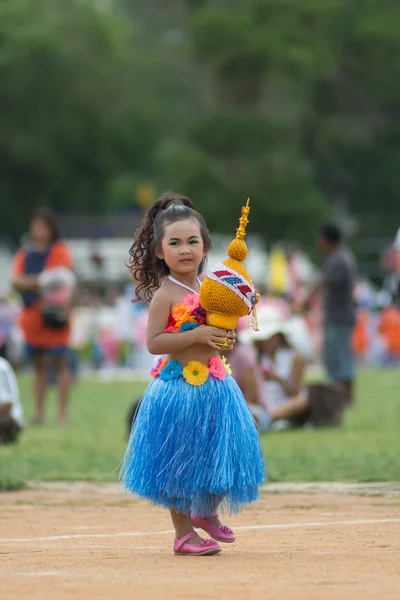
top-left (1, 0), bottom-right (399, 250)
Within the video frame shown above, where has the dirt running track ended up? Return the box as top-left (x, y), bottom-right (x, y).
top-left (1, 483), bottom-right (400, 600)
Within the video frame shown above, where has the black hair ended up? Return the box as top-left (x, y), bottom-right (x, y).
top-left (128, 191), bottom-right (212, 302)
top-left (319, 222), bottom-right (342, 245)
top-left (29, 208), bottom-right (60, 243)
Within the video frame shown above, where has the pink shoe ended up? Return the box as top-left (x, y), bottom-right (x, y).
top-left (173, 532), bottom-right (221, 556)
top-left (191, 515), bottom-right (236, 543)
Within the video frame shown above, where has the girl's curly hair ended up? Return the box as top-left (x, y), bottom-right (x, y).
top-left (128, 191), bottom-right (212, 302)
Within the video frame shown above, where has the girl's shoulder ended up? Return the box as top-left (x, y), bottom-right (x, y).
top-left (149, 285), bottom-right (174, 312)
top-left (151, 286), bottom-right (199, 314)
top-left (156, 279), bottom-right (199, 308)
top-left (151, 284), bottom-right (172, 303)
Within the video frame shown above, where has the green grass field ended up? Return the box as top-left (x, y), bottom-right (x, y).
top-left (1, 369), bottom-right (399, 490)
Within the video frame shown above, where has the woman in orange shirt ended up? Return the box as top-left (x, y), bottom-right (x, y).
top-left (12, 209), bottom-right (74, 426)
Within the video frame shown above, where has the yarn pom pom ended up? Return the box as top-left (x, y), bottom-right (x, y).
top-left (227, 238), bottom-right (248, 262)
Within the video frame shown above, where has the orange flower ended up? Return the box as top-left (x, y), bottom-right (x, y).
top-left (171, 302), bottom-right (193, 324)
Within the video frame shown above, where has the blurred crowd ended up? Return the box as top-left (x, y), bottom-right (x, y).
top-left (2, 280), bottom-right (400, 378)
top-left (1, 211), bottom-right (400, 444)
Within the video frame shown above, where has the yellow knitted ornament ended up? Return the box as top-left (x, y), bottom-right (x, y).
top-left (200, 199), bottom-right (259, 344)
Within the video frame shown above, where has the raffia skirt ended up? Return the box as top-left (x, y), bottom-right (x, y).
top-left (120, 372), bottom-right (266, 516)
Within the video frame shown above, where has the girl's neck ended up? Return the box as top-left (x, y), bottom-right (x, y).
top-left (168, 270), bottom-right (200, 292)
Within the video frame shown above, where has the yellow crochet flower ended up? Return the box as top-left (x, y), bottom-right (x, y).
top-left (183, 361), bottom-right (209, 386)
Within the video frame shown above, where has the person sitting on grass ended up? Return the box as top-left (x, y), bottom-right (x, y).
top-left (226, 340), bottom-right (271, 433)
top-left (240, 306), bottom-right (346, 429)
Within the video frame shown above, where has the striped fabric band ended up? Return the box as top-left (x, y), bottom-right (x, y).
top-left (207, 263), bottom-right (257, 313)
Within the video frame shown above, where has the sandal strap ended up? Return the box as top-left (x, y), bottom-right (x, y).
top-left (174, 531), bottom-right (197, 552)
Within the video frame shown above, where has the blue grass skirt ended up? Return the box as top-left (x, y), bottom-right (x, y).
top-left (121, 374), bottom-right (266, 516)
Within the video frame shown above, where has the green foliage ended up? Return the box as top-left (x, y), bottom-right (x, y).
top-left (185, 0), bottom-right (400, 241)
top-left (0, 478), bottom-right (26, 492)
top-left (0, 369), bottom-right (399, 485)
top-left (1, 0), bottom-right (399, 246)
top-left (0, 0), bottom-right (159, 237)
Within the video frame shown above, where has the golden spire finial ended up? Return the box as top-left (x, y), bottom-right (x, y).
top-left (236, 198), bottom-right (250, 240)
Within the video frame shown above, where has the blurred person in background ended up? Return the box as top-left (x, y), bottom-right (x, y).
top-left (126, 396), bottom-right (143, 439)
top-left (226, 339), bottom-right (271, 433)
top-left (241, 306), bottom-right (346, 429)
top-left (377, 304), bottom-right (400, 366)
top-left (394, 227), bottom-right (400, 307)
top-left (241, 306), bottom-right (308, 429)
top-left (0, 287), bottom-right (20, 365)
top-left (0, 356), bottom-right (24, 444)
top-left (301, 223), bottom-right (357, 404)
top-left (11, 209), bottom-right (75, 426)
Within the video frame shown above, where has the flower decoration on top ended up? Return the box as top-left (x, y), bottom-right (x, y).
top-left (165, 293), bottom-right (207, 333)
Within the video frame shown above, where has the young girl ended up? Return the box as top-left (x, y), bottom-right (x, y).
top-left (121, 192), bottom-right (265, 556)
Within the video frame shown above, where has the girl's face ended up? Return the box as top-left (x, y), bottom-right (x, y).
top-left (157, 219), bottom-right (205, 275)
top-left (29, 217), bottom-right (52, 245)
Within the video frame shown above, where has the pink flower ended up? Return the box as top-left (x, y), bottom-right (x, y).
top-left (165, 325), bottom-right (177, 333)
top-left (209, 356), bottom-right (228, 380)
top-left (180, 293), bottom-right (200, 311)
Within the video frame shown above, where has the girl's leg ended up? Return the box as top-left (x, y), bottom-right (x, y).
top-left (193, 495), bottom-right (223, 527)
top-left (191, 497), bottom-right (236, 542)
top-left (170, 509), bottom-right (202, 542)
top-left (53, 353), bottom-right (71, 426)
top-left (31, 352), bottom-right (48, 423)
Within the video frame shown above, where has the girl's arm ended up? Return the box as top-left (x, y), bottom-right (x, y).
top-left (146, 288), bottom-right (229, 355)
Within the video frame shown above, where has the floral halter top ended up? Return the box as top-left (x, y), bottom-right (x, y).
top-left (164, 292), bottom-right (207, 334)
top-left (150, 290), bottom-right (231, 386)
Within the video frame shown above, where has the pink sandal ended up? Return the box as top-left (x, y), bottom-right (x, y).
top-left (173, 532), bottom-right (221, 556)
top-left (191, 515), bottom-right (236, 543)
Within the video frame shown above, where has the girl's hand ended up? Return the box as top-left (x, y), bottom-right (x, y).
top-left (225, 330), bottom-right (236, 350)
top-left (192, 325), bottom-right (232, 349)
